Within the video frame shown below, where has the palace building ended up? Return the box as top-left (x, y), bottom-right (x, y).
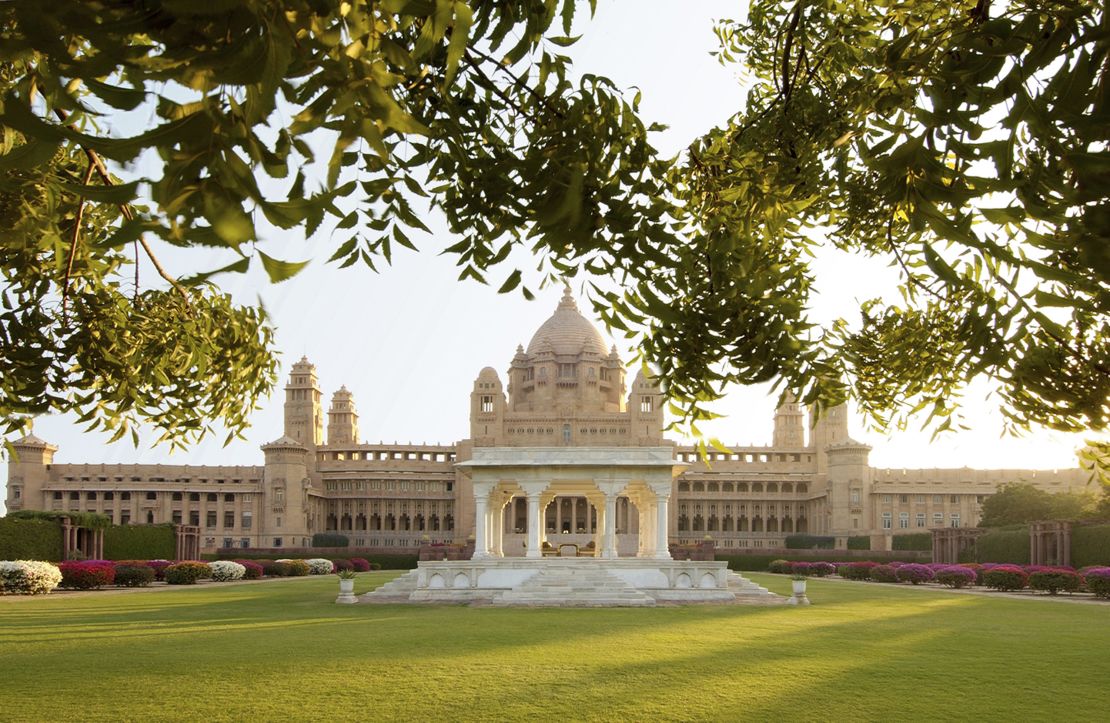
top-left (4, 289), bottom-right (1090, 555)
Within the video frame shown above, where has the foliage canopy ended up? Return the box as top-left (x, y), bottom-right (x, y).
top-left (0, 0), bottom-right (1106, 470)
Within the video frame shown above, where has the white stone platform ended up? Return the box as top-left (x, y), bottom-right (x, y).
top-left (359, 558), bottom-right (782, 607)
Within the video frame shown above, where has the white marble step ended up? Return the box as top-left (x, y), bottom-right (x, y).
top-left (493, 566), bottom-right (656, 607)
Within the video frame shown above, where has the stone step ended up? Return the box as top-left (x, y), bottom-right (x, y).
top-left (492, 566), bottom-right (657, 607)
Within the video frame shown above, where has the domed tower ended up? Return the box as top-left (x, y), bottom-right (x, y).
top-left (773, 391), bottom-right (806, 448)
top-left (261, 435), bottom-right (312, 548)
top-left (627, 368), bottom-right (664, 445)
top-left (470, 367), bottom-right (506, 445)
top-left (284, 357), bottom-right (323, 447)
top-left (327, 385), bottom-right (359, 445)
top-left (5, 432), bottom-right (56, 513)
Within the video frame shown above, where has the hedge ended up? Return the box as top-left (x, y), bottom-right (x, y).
top-left (1071, 524), bottom-right (1110, 568)
top-left (104, 524), bottom-right (176, 561)
top-left (976, 527), bottom-right (1031, 564)
top-left (784, 535), bottom-right (835, 550)
top-left (311, 533), bottom-right (349, 547)
top-left (847, 536), bottom-right (870, 551)
top-left (719, 551), bottom-right (926, 571)
top-left (892, 533), bottom-right (932, 551)
top-left (0, 517), bottom-right (63, 561)
top-left (205, 551), bottom-right (419, 570)
top-left (7, 510), bottom-right (111, 530)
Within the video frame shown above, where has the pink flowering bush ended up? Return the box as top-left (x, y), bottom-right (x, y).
top-left (233, 560), bottom-right (264, 579)
top-left (767, 560), bottom-right (793, 574)
top-left (349, 558), bottom-right (371, 572)
top-left (58, 561), bottom-right (116, 590)
top-left (332, 559), bottom-right (354, 572)
top-left (895, 563), bottom-right (935, 585)
top-left (1083, 568), bottom-right (1110, 598)
top-left (1028, 568), bottom-right (1081, 595)
top-left (982, 565), bottom-right (1028, 592)
top-left (934, 566), bottom-right (977, 589)
top-left (870, 564), bottom-right (899, 583)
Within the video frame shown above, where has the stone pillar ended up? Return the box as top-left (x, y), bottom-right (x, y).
top-left (471, 484), bottom-right (492, 560)
top-left (525, 493), bottom-right (542, 558)
top-left (654, 493), bottom-right (671, 560)
top-left (603, 493), bottom-right (618, 559)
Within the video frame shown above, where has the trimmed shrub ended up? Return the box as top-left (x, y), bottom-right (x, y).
top-left (840, 562), bottom-right (878, 581)
top-left (982, 565), bottom-right (1029, 591)
top-left (1028, 569), bottom-right (1081, 595)
top-left (369, 561), bottom-right (382, 571)
top-left (304, 558), bottom-right (334, 575)
top-left (935, 566), bottom-right (977, 589)
top-left (114, 565), bottom-right (155, 587)
top-left (767, 559), bottom-right (793, 574)
top-left (259, 560), bottom-right (291, 577)
top-left (1083, 567), bottom-right (1110, 598)
top-left (784, 535), bottom-right (835, 550)
top-left (870, 564), bottom-right (899, 583)
top-left (164, 562), bottom-right (210, 585)
top-left (58, 561), bottom-right (116, 589)
top-left (976, 527), bottom-right (1031, 564)
top-left (233, 560), bottom-right (264, 579)
top-left (311, 533), bottom-right (349, 547)
top-left (895, 563), bottom-right (935, 585)
top-left (282, 559), bottom-right (310, 577)
top-left (0, 560), bottom-right (63, 595)
top-left (332, 559), bottom-right (354, 572)
top-left (349, 558), bottom-right (371, 572)
top-left (0, 518), bottom-right (64, 561)
top-left (892, 533), bottom-right (932, 552)
top-left (208, 561), bottom-right (247, 582)
top-left (847, 536), bottom-right (871, 551)
top-left (103, 524), bottom-right (176, 561)
top-left (1071, 524), bottom-right (1110, 568)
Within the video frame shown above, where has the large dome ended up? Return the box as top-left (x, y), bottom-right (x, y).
top-left (526, 288), bottom-right (608, 357)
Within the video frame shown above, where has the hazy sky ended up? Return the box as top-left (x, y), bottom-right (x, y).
top-left (2, 2), bottom-right (1099, 514)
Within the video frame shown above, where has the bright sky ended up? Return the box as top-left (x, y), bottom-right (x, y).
top-left (2, 1), bottom-right (1099, 514)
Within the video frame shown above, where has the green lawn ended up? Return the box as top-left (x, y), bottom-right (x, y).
top-left (2, 573), bottom-right (1107, 721)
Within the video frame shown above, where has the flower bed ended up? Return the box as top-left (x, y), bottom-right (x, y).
top-left (349, 558), bottom-right (371, 572)
top-left (1084, 568), bottom-right (1110, 598)
top-left (870, 564), bottom-right (899, 583)
top-left (58, 561), bottom-right (116, 590)
top-left (1028, 569), bottom-right (1081, 595)
top-left (982, 565), bottom-right (1029, 592)
top-left (0, 560), bottom-right (63, 595)
top-left (839, 562), bottom-right (878, 581)
top-left (233, 560), bottom-right (264, 579)
top-left (934, 566), bottom-right (977, 589)
top-left (895, 563), bottom-right (935, 585)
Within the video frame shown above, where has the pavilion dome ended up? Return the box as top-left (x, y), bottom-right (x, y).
top-left (526, 287), bottom-right (608, 357)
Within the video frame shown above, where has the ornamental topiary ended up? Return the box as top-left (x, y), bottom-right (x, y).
top-left (349, 558), bottom-right (371, 572)
top-left (164, 561), bottom-right (211, 585)
top-left (870, 564), bottom-right (899, 583)
top-left (304, 558), bottom-right (334, 575)
top-left (1083, 568), bottom-right (1110, 598)
top-left (0, 560), bottom-right (63, 595)
top-left (58, 561), bottom-right (116, 590)
top-left (935, 566), bottom-right (977, 589)
top-left (208, 561), bottom-right (247, 582)
top-left (1028, 569), bottom-right (1082, 595)
top-left (982, 565), bottom-right (1029, 592)
top-left (895, 563), bottom-right (935, 585)
top-left (768, 559), bottom-right (793, 574)
top-left (113, 565), bottom-right (155, 587)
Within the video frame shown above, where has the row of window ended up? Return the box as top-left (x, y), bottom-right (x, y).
top-left (320, 450), bottom-right (455, 462)
top-left (882, 512), bottom-right (961, 528)
top-left (63, 476), bottom-right (255, 484)
top-left (325, 513), bottom-right (454, 533)
top-left (678, 481), bottom-right (809, 494)
top-left (881, 494), bottom-right (981, 504)
top-left (323, 480), bottom-right (452, 493)
top-left (677, 452), bottom-right (806, 463)
top-left (53, 491), bottom-right (243, 503)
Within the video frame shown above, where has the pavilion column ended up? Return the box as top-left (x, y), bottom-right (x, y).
top-left (470, 483), bottom-right (493, 560)
top-left (651, 482), bottom-right (672, 560)
top-left (525, 494), bottom-right (542, 558)
top-left (602, 493), bottom-right (618, 559)
top-left (490, 498), bottom-right (504, 557)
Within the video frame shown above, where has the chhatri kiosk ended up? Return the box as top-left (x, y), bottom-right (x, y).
top-left (363, 289), bottom-right (778, 606)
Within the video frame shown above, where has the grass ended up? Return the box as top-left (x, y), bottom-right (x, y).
top-left (2, 572), bottom-right (1108, 721)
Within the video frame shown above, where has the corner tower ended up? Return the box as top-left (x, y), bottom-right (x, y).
top-left (773, 391), bottom-right (806, 448)
top-left (327, 385), bottom-right (359, 445)
top-left (284, 357), bottom-right (323, 447)
top-left (5, 432), bottom-right (56, 513)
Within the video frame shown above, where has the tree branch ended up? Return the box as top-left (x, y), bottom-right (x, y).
top-left (62, 159), bottom-right (96, 319)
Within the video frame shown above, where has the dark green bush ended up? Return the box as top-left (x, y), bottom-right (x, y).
top-left (719, 552), bottom-right (926, 572)
top-left (1028, 570), bottom-right (1081, 595)
top-left (1071, 524), bottom-right (1110, 568)
top-left (0, 517), bottom-right (64, 561)
top-left (976, 527), bottom-right (1031, 564)
top-left (892, 533), bottom-right (932, 551)
top-left (311, 533), bottom-right (349, 547)
top-left (767, 559), bottom-right (793, 574)
top-left (114, 565), bottom-right (155, 587)
top-left (104, 524), bottom-right (176, 560)
top-left (8, 510), bottom-right (111, 529)
top-left (982, 565), bottom-right (1028, 591)
top-left (847, 536), bottom-right (870, 551)
top-left (784, 535), bottom-right (835, 550)
top-left (164, 562), bottom-right (210, 585)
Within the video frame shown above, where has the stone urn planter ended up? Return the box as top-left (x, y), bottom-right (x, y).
top-left (336, 574), bottom-right (357, 604)
top-left (787, 576), bottom-right (810, 606)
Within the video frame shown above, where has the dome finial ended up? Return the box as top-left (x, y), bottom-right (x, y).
top-left (559, 282), bottom-right (577, 310)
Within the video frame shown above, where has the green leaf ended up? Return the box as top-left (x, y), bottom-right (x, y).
top-left (257, 250), bottom-right (310, 283)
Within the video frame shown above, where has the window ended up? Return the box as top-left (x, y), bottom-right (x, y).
top-left (850, 489), bottom-right (860, 505)
top-left (103, 491), bottom-right (113, 501)
top-left (207, 493), bottom-right (217, 502)
top-left (190, 492), bottom-right (200, 502)
top-left (242, 512), bottom-right (252, 530)
top-left (206, 511), bottom-right (217, 528)
top-left (121, 492), bottom-right (131, 501)
top-left (882, 512), bottom-right (892, 529)
top-left (53, 491), bottom-right (63, 500)
top-left (172, 492), bottom-right (182, 501)
top-left (950, 495), bottom-right (959, 504)
top-left (480, 395), bottom-right (494, 413)
top-left (224, 493), bottom-right (234, 503)
top-left (224, 512), bottom-right (235, 528)
top-left (933, 512), bottom-right (943, 526)
top-left (898, 512), bottom-right (909, 529)
top-left (146, 491), bottom-right (157, 500)
top-left (562, 424), bottom-right (571, 444)
top-left (915, 495), bottom-right (925, 503)
top-left (933, 494), bottom-right (943, 504)
top-left (189, 511), bottom-right (200, 526)
top-left (273, 538), bottom-right (283, 547)
top-left (882, 495), bottom-right (892, 503)
top-left (900, 494), bottom-right (909, 503)
top-left (240, 538), bottom-right (250, 549)
top-left (172, 511), bottom-right (182, 524)
top-left (558, 363), bottom-right (576, 378)
top-left (70, 492), bottom-right (80, 500)
top-left (86, 491), bottom-right (97, 501)
top-left (950, 514), bottom-right (961, 528)
top-left (120, 511), bottom-right (131, 524)
top-left (916, 513), bottom-right (926, 528)
top-left (12, 487), bottom-right (20, 500)
top-left (223, 538), bottom-right (233, 549)
top-left (640, 396), bottom-right (653, 413)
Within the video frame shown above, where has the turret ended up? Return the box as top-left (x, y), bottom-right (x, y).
top-left (5, 432), bottom-right (56, 513)
top-left (326, 385), bottom-right (359, 445)
top-left (261, 436), bottom-right (312, 547)
top-left (810, 402), bottom-right (851, 474)
top-left (284, 357), bottom-right (323, 446)
top-left (470, 367), bottom-right (505, 445)
top-left (772, 391), bottom-right (806, 448)
top-left (627, 367), bottom-right (664, 445)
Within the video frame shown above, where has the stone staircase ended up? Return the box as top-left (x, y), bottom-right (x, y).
top-left (360, 570), bottom-right (420, 603)
top-left (725, 570), bottom-right (780, 603)
top-left (492, 565), bottom-right (657, 607)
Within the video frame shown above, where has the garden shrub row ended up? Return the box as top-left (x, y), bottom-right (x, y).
top-left (206, 551), bottom-right (416, 570)
top-left (103, 524), bottom-right (176, 561)
top-left (0, 518), bottom-right (64, 561)
top-left (1071, 524), bottom-right (1110, 568)
top-left (976, 526), bottom-right (1031, 564)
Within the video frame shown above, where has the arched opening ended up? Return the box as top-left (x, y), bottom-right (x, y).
top-left (430, 515), bottom-right (440, 531)
top-left (722, 516), bottom-right (734, 532)
top-left (707, 515), bottom-right (719, 531)
top-left (445, 514), bottom-right (454, 531)
top-left (738, 516), bottom-right (749, 532)
top-left (722, 482), bottom-right (734, 493)
top-left (326, 513), bottom-right (338, 530)
top-left (693, 482), bottom-right (705, 492)
top-left (767, 516), bottom-right (779, 532)
top-left (370, 514), bottom-right (381, 531)
top-left (416, 514), bottom-right (425, 531)
top-left (400, 514), bottom-right (411, 531)
top-left (385, 514), bottom-right (396, 531)
top-left (678, 515), bottom-right (689, 532)
top-left (678, 481), bottom-right (690, 492)
top-left (707, 482), bottom-right (719, 493)
top-left (355, 513), bottom-right (367, 531)
top-left (145, 511), bottom-right (154, 525)
top-left (767, 482), bottom-right (778, 493)
top-left (341, 514), bottom-right (352, 531)
top-left (693, 514), bottom-right (705, 531)
top-left (752, 516), bottom-right (764, 532)
top-left (797, 516), bottom-right (808, 533)
top-left (782, 516), bottom-right (794, 533)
